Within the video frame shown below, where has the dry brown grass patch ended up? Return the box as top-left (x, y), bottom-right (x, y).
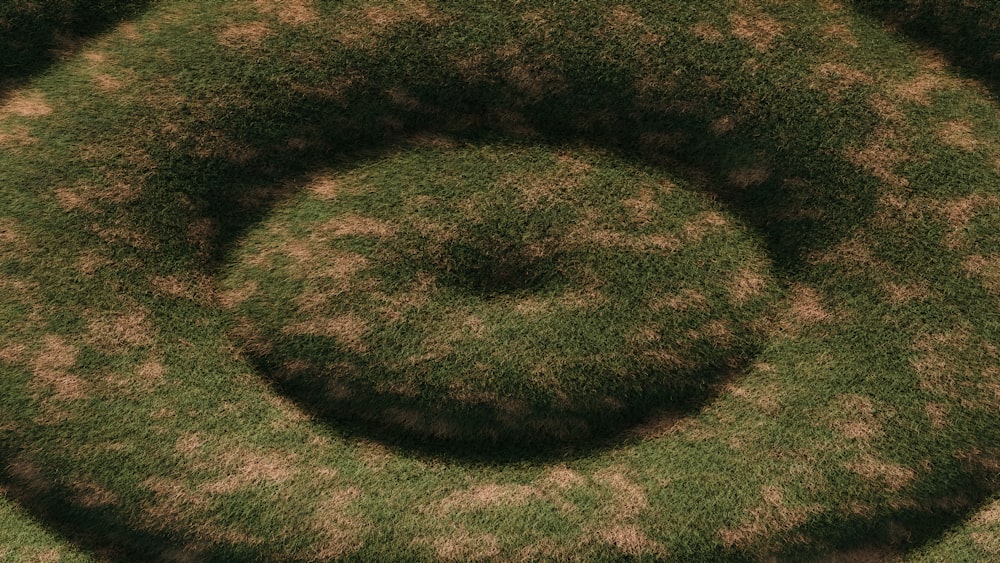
top-left (728, 166), bottom-right (771, 188)
top-left (729, 267), bottom-right (767, 304)
top-left (0, 343), bottom-right (27, 364)
top-left (318, 215), bottom-right (397, 239)
top-left (623, 187), bottom-right (659, 226)
top-left (30, 335), bottom-right (85, 402)
top-left (72, 481), bottom-right (120, 508)
top-left (962, 254), bottom-right (1000, 295)
top-left (830, 394), bottom-right (883, 442)
top-left (86, 307), bottom-right (156, 352)
top-left (788, 283), bottom-right (830, 325)
top-left (0, 90), bottom-right (53, 118)
top-left (822, 23), bottom-right (858, 47)
top-left (692, 22), bottom-right (724, 43)
top-left (434, 483), bottom-right (540, 514)
top-left (255, 0), bottom-right (318, 26)
top-left (597, 525), bottom-right (662, 557)
top-left (282, 313), bottom-right (369, 353)
top-left (217, 281), bottom-right (258, 308)
top-left (882, 281), bottom-right (930, 304)
top-left (844, 126), bottom-right (911, 187)
top-left (729, 13), bottom-right (783, 52)
top-left (604, 5), bottom-right (644, 34)
top-left (711, 115), bottom-right (736, 135)
top-left (427, 529), bottom-right (500, 561)
top-left (932, 194), bottom-right (1000, 249)
top-left (925, 402), bottom-right (948, 429)
top-left (310, 487), bottom-right (365, 560)
top-left (811, 62), bottom-right (871, 99)
top-left (218, 22), bottom-right (274, 48)
top-left (845, 454), bottom-right (916, 492)
top-left (594, 468), bottom-right (648, 521)
top-left (649, 288), bottom-right (709, 313)
top-left (199, 449), bottom-right (298, 494)
top-left (938, 120), bottom-right (979, 151)
top-left (894, 73), bottom-right (945, 106)
top-left (0, 126), bottom-right (38, 148)
top-left (719, 486), bottom-right (824, 548)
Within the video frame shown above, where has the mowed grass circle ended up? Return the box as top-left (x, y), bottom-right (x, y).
top-left (223, 143), bottom-right (781, 446)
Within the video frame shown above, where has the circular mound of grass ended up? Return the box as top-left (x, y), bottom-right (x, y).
top-left (223, 143), bottom-right (780, 446)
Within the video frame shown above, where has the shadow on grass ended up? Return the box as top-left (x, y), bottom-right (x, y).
top-left (0, 0), bottom-right (151, 97)
top-left (849, 0), bottom-right (1000, 93)
top-left (0, 440), bottom-right (258, 562)
top-left (111, 11), bottom-right (884, 458)
top-left (9, 2), bottom-right (992, 559)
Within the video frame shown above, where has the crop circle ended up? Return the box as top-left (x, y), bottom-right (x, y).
top-left (223, 143), bottom-right (780, 446)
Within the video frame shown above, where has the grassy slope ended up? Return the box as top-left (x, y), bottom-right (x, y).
top-left (1, 0), bottom-right (999, 560)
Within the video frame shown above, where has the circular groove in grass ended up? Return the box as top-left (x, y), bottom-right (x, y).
top-left (223, 143), bottom-right (781, 447)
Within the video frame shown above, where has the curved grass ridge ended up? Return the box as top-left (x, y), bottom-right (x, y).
top-left (0, 0), bottom-right (998, 559)
top-left (224, 144), bottom-right (778, 446)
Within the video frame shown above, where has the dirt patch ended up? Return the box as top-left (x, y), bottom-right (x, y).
top-left (0, 90), bottom-right (53, 118)
top-left (938, 120), bottom-right (979, 151)
top-left (719, 486), bottom-right (823, 548)
top-left (218, 22), bottom-right (274, 48)
top-left (729, 13), bottom-right (783, 52)
top-left (282, 313), bottom-right (369, 353)
top-left (845, 454), bottom-right (915, 492)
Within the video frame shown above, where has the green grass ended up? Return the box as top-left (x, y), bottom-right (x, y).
top-left (1, 0), bottom-right (999, 560)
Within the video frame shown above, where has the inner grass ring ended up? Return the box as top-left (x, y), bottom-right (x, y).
top-left (223, 143), bottom-right (780, 446)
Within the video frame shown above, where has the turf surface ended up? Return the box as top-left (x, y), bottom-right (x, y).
top-left (1, 0), bottom-right (999, 560)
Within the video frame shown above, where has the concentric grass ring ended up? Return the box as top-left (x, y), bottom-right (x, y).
top-left (223, 143), bottom-right (781, 445)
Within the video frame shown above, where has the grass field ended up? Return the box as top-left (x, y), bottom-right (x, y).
top-left (1, 0), bottom-right (999, 560)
